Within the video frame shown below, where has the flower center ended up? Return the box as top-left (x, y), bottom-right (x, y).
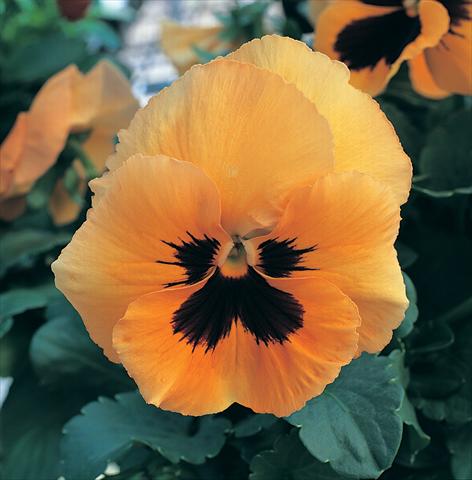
top-left (158, 232), bottom-right (316, 350)
top-left (219, 238), bottom-right (254, 278)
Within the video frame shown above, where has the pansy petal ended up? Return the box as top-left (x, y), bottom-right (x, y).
top-left (52, 154), bottom-right (230, 360)
top-left (0, 113), bottom-right (27, 198)
top-left (227, 35), bottom-right (412, 205)
top-left (424, 11), bottom-right (472, 95)
top-left (252, 171), bottom-right (407, 354)
top-left (161, 20), bottom-right (231, 75)
top-left (104, 58), bottom-right (334, 236)
top-left (10, 66), bottom-right (76, 193)
top-left (71, 60), bottom-right (139, 134)
top-left (408, 52), bottom-right (449, 99)
top-left (113, 277), bottom-right (359, 416)
top-left (314, 0), bottom-right (450, 96)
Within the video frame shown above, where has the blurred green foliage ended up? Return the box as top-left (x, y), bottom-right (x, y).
top-left (0, 1), bottom-right (471, 480)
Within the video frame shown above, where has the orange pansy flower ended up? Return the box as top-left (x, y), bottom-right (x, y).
top-left (315, 0), bottom-right (472, 98)
top-left (0, 61), bottom-right (138, 224)
top-left (161, 20), bottom-right (235, 75)
top-left (53, 36), bottom-right (411, 417)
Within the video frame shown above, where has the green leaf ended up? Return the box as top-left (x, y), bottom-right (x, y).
top-left (1, 370), bottom-right (89, 480)
top-left (396, 241), bottom-right (418, 269)
top-left (0, 229), bottom-right (70, 276)
top-left (3, 30), bottom-right (87, 83)
top-left (249, 430), bottom-right (345, 480)
top-left (447, 423), bottom-right (472, 480)
top-left (0, 288), bottom-right (48, 321)
top-left (395, 273), bottom-right (418, 339)
top-left (416, 110), bottom-right (472, 196)
top-left (381, 101), bottom-right (422, 159)
top-left (389, 350), bottom-right (430, 466)
top-left (61, 391), bottom-right (231, 479)
top-left (233, 414), bottom-right (277, 438)
top-left (287, 354), bottom-right (404, 479)
top-left (409, 321), bottom-right (454, 355)
top-left (30, 315), bottom-right (133, 390)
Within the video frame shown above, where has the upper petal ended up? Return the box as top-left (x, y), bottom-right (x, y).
top-left (52, 154), bottom-right (230, 360)
top-left (227, 34), bottom-right (412, 205)
top-left (251, 171), bottom-right (407, 354)
top-left (104, 58), bottom-right (334, 236)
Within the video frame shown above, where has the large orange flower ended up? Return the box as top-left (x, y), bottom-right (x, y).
top-left (0, 61), bottom-right (138, 224)
top-left (315, 0), bottom-right (472, 98)
top-left (53, 36), bottom-right (410, 417)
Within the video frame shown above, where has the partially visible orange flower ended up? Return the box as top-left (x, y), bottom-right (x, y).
top-left (0, 61), bottom-right (138, 224)
top-left (161, 20), bottom-right (235, 75)
top-left (315, 0), bottom-right (472, 97)
top-left (53, 36), bottom-right (410, 417)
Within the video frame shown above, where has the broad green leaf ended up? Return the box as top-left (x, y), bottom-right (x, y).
top-left (233, 414), bottom-right (277, 438)
top-left (0, 288), bottom-right (48, 320)
top-left (0, 229), bottom-right (70, 276)
top-left (409, 321), bottom-right (454, 355)
top-left (447, 423), bottom-right (472, 480)
top-left (30, 315), bottom-right (133, 390)
top-left (381, 101), bottom-right (422, 159)
top-left (385, 350), bottom-right (430, 466)
top-left (416, 110), bottom-right (472, 196)
top-left (3, 30), bottom-right (87, 83)
top-left (0, 370), bottom-right (89, 480)
top-left (410, 353), bottom-right (465, 399)
top-left (396, 241), bottom-right (418, 269)
top-left (287, 354), bottom-right (404, 479)
top-left (395, 273), bottom-right (418, 339)
top-left (249, 430), bottom-right (345, 480)
top-left (61, 391), bottom-right (231, 479)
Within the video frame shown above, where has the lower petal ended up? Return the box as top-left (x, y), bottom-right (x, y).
top-left (408, 53), bottom-right (449, 99)
top-left (113, 276), bottom-right (360, 417)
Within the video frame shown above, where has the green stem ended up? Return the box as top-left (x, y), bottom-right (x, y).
top-left (67, 138), bottom-right (98, 180)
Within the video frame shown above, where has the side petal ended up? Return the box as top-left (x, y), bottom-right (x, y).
top-left (113, 276), bottom-right (360, 416)
top-left (252, 171), bottom-right (407, 355)
top-left (52, 154), bottom-right (230, 361)
top-left (105, 58), bottom-right (334, 236)
top-left (227, 35), bottom-right (412, 205)
top-left (408, 52), bottom-right (449, 99)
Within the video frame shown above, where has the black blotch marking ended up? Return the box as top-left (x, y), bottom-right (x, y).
top-left (334, 9), bottom-right (421, 70)
top-left (156, 232), bottom-right (220, 288)
top-left (257, 238), bottom-right (317, 278)
top-left (172, 267), bottom-right (304, 351)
